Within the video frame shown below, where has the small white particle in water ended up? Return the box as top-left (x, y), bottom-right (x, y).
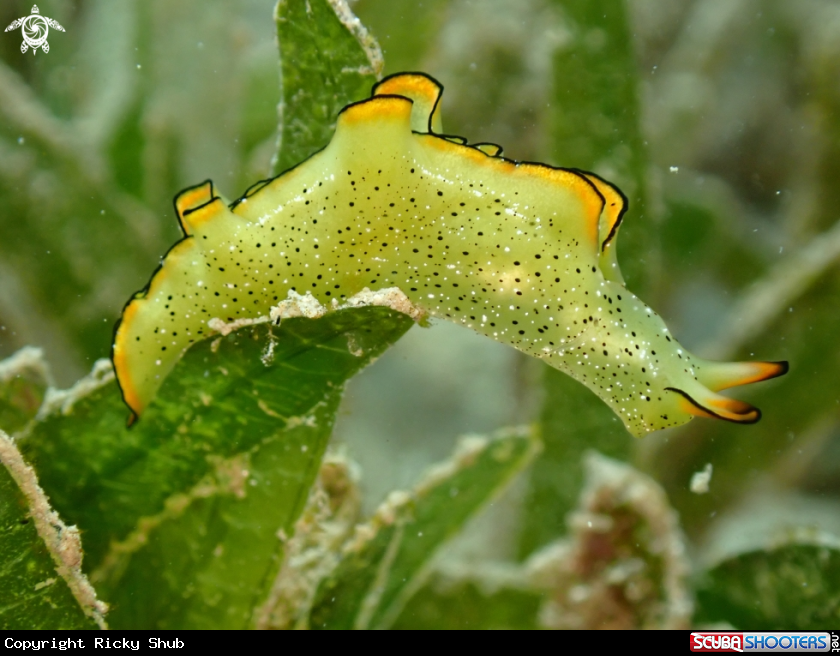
top-left (136, 64), bottom-right (141, 69)
top-left (690, 463), bottom-right (713, 494)
top-left (301, 445), bottom-right (308, 453)
top-left (669, 166), bottom-right (679, 173)
top-left (17, 137), bottom-right (24, 145)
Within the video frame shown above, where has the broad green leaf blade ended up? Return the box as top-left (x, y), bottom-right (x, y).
top-left (696, 539), bottom-right (840, 630)
top-left (309, 427), bottom-right (541, 630)
top-left (100, 403), bottom-right (340, 630)
top-left (0, 431), bottom-right (104, 629)
top-left (391, 572), bottom-right (542, 630)
top-left (549, 0), bottom-right (650, 291)
top-left (353, 0), bottom-right (451, 76)
top-left (520, 0), bottom-right (648, 558)
top-left (19, 306), bottom-right (413, 629)
top-left (272, 0), bottom-right (383, 175)
top-left (519, 368), bottom-right (631, 556)
top-left (0, 348), bottom-right (51, 435)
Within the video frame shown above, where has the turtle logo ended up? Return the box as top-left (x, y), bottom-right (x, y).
top-left (4, 5), bottom-right (65, 55)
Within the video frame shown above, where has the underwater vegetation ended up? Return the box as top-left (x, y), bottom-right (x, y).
top-left (0, 0), bottom-right (839, 630)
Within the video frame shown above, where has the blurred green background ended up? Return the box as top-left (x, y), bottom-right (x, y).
top-left (2, 0), bottom-right (839, 628)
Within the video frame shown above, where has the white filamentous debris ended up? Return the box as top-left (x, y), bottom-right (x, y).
top-left (207, 315), bottom-right (270, 337)
top-left (271, 290), bottom-right (328, 321)
top-left (261, 336), bottom-right (278, 365)
top-left (415, 427), bottom-right (532, 498)
top-left (338, 287), bottom-right (426, 322)
top-left (414, 435), bottom-right (489, 497)
top-left (690, 463), bottom-right (713, 494)
top-left (326, 0), bottom-right (384, 76)
top-left (37, 359), bottom-right (114, 420)
top-left (207, 287), bottom-right (426, 338)
top-left (0, 430), bottom-right (108, 629)
top-left (0, 346), bottom-right (52, 386)
top-left (285, 414), bottom-right (318, 429)
top-left (343, 490), bottom-right (412, 555)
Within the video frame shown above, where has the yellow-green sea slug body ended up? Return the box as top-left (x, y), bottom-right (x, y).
top-left (112, 73), bottom-right (787, 437)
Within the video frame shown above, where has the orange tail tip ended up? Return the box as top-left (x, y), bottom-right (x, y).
top-left (667, 387), bottom-right (762, 425)
top-left (696, 360), bottom-right (789, 392)
top-left (668, 359), bottom-right (788, 426)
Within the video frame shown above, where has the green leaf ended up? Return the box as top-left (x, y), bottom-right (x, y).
top-left (353, 0), bottom-right (451, 75)
top-left (391, 572), bottom-right (542, 630)
top-left (549, 0), bottom-right (650, 291)
top-left (19, 305), bottom-right (413, 629)
top-left (0, 431), bottom-right (104, 630)
top-left (696, 538), bottom-right (840, 630)
top-left (309, 427), bottom-right (541, 629)
top-left (519, 368), bottom-right (632, 557)
top-left (520, 0), bottom-right (647, 558)
top-left (272, 0), bottom-right (383, 175)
